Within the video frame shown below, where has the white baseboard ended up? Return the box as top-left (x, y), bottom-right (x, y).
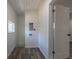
top-left (7, 47), bottom-right (15, 58)
top-left (25, 46), bottom-right (38, 48)
top-left (39, 46), bottom-right (48, 59)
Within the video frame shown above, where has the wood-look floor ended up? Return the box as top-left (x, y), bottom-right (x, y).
top-left (8, 48), bottom-right (45, 59)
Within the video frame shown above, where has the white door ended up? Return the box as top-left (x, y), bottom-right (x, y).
top-left (54, 4), bottom-right (70, 59)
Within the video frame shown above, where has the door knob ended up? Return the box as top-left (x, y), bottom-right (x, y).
top-left (67, 34), bottom-right (71, 36)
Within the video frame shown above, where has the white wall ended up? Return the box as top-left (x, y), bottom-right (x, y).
top-left (38, 0), bottom-right (52, 59)
top-left (25, 11), bottom-right (39, 48)
top-left (7, 2), bottom-right (17, 57)
top-left (16, 15), bottom-right (25, 47)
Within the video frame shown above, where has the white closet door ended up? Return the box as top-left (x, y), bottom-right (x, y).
top-left (54, 4), bottom-right (70, 59)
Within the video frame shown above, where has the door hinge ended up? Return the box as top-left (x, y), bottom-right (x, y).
top-left (52, 9), bottom-right (55, 12)
top-left (52, 51), bottom-right (55, 54)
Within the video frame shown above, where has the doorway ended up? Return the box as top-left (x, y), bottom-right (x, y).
top-left (49, 0), bottom-right (72, 59)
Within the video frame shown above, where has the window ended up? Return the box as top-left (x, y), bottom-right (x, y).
top-left (8, 20), bottom-right (15, 33)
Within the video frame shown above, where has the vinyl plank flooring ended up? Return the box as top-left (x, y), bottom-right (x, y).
top-left (8, 48), bottom-right (45, 59)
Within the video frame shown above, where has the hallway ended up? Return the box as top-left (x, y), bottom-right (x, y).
top-left (7, 0), bottom-right (72, 59)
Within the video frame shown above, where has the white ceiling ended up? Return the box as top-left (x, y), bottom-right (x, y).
top-left (8, 0), bottom-right (72, 15)
top-left (8, 0), bottom-right (25, 14)
top-left (25, 0), bottom-right (44, 10)
top-left (8, 0), bottom-right (44, 15)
